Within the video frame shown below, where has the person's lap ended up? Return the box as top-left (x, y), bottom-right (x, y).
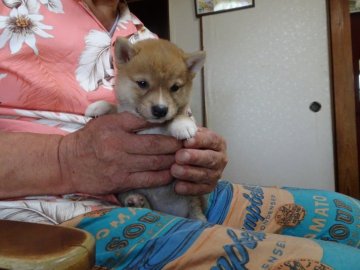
top-left (68, 181), bottom-right (360, 269)
top-left (207, 181), bottom-right (360, 247)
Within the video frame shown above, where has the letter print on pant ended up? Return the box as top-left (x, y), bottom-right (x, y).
top-left (70, 181), bottom-right (360, 269)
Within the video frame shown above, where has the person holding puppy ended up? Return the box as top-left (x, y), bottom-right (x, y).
top-left (0, 0), bottom-right (359, 269)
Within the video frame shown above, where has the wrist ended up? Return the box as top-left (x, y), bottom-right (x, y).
top-left (33, 134), bottom-right (74, 196)
top-left (57, 133), bottom-right (78, 194)
top-left (0, 132), bottom-right (74, 199)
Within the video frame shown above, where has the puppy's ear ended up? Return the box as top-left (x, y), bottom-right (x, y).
top-left (114, 37), bottom-right (137, 64)
top-left (185, 51), bottom-right (206, 73)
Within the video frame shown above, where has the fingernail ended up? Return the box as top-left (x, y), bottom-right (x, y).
top-left (178, 151), bottom-right (190, 163)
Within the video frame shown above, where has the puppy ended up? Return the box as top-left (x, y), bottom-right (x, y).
top-left (85, 37), bottom-right (206, 221)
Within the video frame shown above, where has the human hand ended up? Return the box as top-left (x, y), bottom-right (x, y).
top-left (171, 127), bottom-right (228, 195)
top-left (59, 112), bottom-right (182, 195)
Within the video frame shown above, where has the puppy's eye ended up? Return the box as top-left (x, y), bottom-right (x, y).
top-left (170, 84), bottom-right (180, 92)
top-left (136, 80), bottom-right (149, 89)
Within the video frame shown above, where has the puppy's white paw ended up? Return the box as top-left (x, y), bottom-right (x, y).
top-left (122, 193), bottom-right (150, 208)
top-left (85, 101), bottom-right (113, 117)
top-left (169, 117), bottom-right (197, 140)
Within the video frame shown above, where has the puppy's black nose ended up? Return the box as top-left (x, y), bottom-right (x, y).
top-left (151, 105), bottom-right (168, 118)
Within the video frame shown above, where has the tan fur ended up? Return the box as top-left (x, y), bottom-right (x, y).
top-left (85, 38), bottom-right (206, 220)
top-left (114, 39), bottom-right (195, 123)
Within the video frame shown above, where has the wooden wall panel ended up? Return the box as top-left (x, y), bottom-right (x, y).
top-left (329, 0), bottom-right (360, 198)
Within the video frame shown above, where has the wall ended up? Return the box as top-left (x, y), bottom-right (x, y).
top-left (168, 0), bottom-right (203, 124)
top-left (169, 0), bottom-right (335, 190)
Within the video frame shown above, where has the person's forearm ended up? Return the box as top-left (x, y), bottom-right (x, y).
top-left (0, 132), bottom-right (72, 199)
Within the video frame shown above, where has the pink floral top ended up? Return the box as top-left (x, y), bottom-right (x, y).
top-left (0, 0), bottom-right (157, 224)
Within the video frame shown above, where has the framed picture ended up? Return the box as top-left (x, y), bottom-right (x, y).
top-left (195, 0), bottom-right (255, 17)
top-left (350, 0), bottom-right (360, 13)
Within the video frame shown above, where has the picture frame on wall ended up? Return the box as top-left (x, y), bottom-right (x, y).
top-left (195, 0), bottom-right (255, 17)
top-left (350, 0), bottom-right (360, 13)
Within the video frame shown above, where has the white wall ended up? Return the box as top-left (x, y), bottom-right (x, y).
top-left (169, 0), bottom-right (335, 190)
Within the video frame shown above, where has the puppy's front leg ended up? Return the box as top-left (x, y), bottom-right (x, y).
top-left (168, 115), bottom-right (197, 140)
top-left (85, 101), bottom-right (116, 117)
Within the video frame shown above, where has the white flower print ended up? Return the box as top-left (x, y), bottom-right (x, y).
top-left (76, 30), bottom-right (114, 92)
top-left (2, 0), bottom-right (40, 15)
top-left (39, 0), bottom-right (64, 13)
top-left (2, 0), bottom-right (22, 8)
top-left (3, 0), bottom-right (64, 13)
top-left (14, 108), bottom-right (91, 125)
top-left (117, 7), bottom-right (131, 30)
top-left (128, 26), bottom-right (157, 44)
top-left (0, 4), bottom-right (54, 55)
top-left (25, 0), bottom-right (40, 13)
top-left (130, 13), bottom-right (141, 25)
top-left (0, 199), bottom-right (113, 224)
top-left (0, 73), bottom-right (7, 79)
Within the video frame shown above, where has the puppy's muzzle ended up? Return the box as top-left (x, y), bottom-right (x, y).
top-left (152, 105), bottom-right (168, 118)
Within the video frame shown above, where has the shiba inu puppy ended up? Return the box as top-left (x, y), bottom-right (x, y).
top-left (85, 37), bottom-right (206, 220)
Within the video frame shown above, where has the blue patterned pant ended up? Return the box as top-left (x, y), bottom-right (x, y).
top-left (74, 181), bottom-right (360, 269)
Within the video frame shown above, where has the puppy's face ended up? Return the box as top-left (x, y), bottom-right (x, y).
top-left (114, 38), bottom-right (205, 123)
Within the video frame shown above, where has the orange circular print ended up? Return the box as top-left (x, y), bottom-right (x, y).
top-left (275, 204), bottom-right (306, 227)
top-left (84, 209), bottom-right (112, 218)
top-left (271, 258), bottom-right (333, 270)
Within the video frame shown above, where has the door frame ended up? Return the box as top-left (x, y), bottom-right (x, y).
top-left (329, 0), bottom-right (360, 198)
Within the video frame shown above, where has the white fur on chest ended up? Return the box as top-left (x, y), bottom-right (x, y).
top-left (138, 117), bottom-right (197, 140)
